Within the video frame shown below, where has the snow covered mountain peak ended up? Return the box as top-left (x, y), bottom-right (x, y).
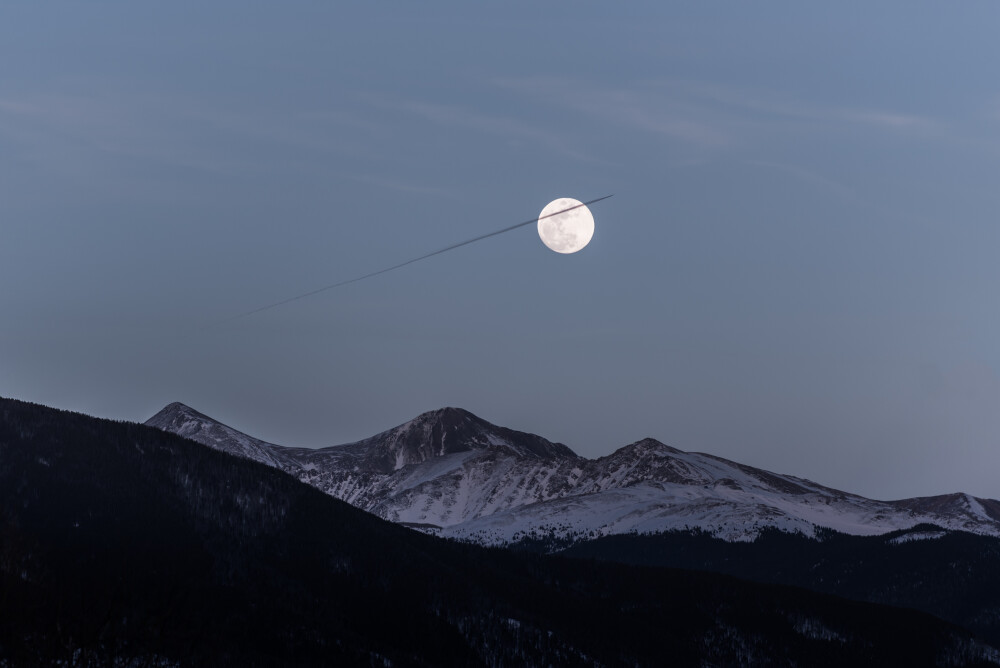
top-left (152, 401), bottom-right (199, 422)
top-left (145, 401), bottom-right (295, 469)
top-left (607, 437), bottom-right (685, 459)
top-left (338, 407), bottom-right (580, 473)
top-left (145, 401), bottom-right (219, 439)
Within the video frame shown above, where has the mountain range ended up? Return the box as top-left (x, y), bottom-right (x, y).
top-left (8, 396), bottom-right (997, 666)
top-left (146, 402), bottom-right (1000, 545)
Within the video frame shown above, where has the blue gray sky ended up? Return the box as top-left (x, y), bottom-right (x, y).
top-left (2, 2), bottom-right (999, 500)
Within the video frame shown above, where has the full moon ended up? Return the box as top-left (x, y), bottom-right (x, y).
top-left (537, 197), bottom-right (595, 254)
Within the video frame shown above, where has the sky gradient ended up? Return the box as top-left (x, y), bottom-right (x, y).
top-left (2, 2), bottom-right (999, 500)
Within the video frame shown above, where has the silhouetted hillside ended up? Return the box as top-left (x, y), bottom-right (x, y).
top-left (1, 397), bottom-right (996, 666)
top-left (558, 527), bottom-right (1000, 647)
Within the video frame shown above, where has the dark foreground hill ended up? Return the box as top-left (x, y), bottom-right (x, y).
top-left (558, 527), bottom-right (1000, 648)
top-left (1, 397), bottom-right (997, 667)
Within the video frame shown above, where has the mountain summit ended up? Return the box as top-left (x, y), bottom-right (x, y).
top-left (146, 402), bottom-right (297, 469)
top-left (146, 403), bottom-right (1000, 544)
top-left (314, 406), bottom-right (579, 473)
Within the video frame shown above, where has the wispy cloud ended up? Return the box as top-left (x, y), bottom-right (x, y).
top-left (744, 159), bottom-right (859, 203)
top-left (497, 76), bottom-right (943, 147)
top-left (349, 173), bottom-right (461, 199)
top-left (687, 81), bottom-right (939, 133)
top-left (368, 96), bottom-right (603, 163)
top-left (559, 90), bottom-right (729, 147)
top-left (0, 88), bottom-right (395, 177)
top-left (496, 77), bottom-right (731, 148)
top-left (838, 110), bottom-right (934, 130)
top-left (987, 94), bottom-right (1000, 122)
top-left (0, 98), bottom-right (42, 115)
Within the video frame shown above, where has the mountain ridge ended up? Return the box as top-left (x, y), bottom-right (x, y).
top-left (145, 401), bottom-right (1000, 544)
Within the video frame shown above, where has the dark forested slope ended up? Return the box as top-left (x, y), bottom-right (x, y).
top-left (558, 526), bottom-right (1000, 648)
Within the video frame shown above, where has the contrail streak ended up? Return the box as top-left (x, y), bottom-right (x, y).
top-left (227, 195), bottom-right (613, 321)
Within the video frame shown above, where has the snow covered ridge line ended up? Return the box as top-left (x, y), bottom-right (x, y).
top-left (145, 402), bottom-right (1000, 544)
